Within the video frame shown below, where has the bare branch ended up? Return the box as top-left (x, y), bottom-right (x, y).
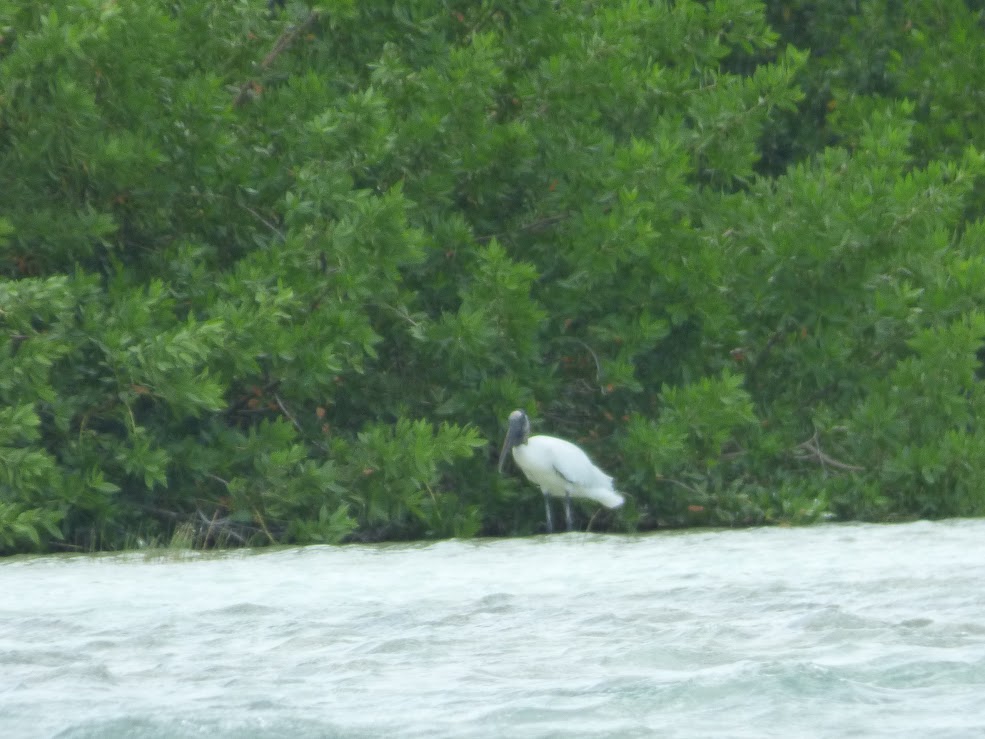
top-left (238, 202), bottom-right (285, 240)
top-left (254, 507), bottom-right (277, 545)
top-left (274, 393), bottom-right (305, 435)
top-left (658, 476), bottom-right (703, 496)
top-left (206, 473), bottom-right (230, 488)
top-left (234, 11), bottom-right (321, 107)
top-left (790, 431), bottom-right (865, 472)
top-left (476, 212), bottom-right (572, 244)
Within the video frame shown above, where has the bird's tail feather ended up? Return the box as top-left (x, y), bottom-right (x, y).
top-left (588, 487), bottom-right (625, 509)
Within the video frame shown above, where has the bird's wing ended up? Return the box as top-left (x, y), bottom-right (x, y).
top-left (537, 436), bottom-right (613, 489)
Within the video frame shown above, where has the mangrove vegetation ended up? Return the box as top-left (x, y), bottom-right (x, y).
top-left (3, 0), bottom-right (985, 552)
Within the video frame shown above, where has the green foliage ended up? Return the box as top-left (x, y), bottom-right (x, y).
top-left (335, 419), bottom-right (486, 539)
top-left (0, 502), bottom-right (63, 552)
top-left (763, 0), bottom-right (985, 174)
top-left (846, 313), bottom-right (985, 519)
top-left (1, 0), bottom-right (984, 553)
top-left (290, 503), bottom-right (359, 546)
top-left (624, 371), bottom-right (759, 524)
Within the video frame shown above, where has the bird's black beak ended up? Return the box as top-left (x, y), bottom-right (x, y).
top-left (498, 415), bottom-right (525, 473)
top-left (498, 428), bottom-right (516, 473)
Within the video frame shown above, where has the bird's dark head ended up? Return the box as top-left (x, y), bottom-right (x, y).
top-left (498, 409), bottom-right (531, 473)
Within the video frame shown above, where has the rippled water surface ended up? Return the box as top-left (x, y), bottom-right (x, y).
top-left (3, 520), bottom-right (985, 738)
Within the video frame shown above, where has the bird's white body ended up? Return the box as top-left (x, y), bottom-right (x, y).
top-left (511, 435), bottom-right (625, 509)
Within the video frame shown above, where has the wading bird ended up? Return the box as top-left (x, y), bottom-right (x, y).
top-left (498, 409), bottom-right (624, 533)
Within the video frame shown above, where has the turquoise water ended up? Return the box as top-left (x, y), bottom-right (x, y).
top-left (2, 520), bottom-right (984, 738)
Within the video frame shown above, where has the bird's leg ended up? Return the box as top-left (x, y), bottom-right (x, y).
top-left (543, 491), bottom-right (554, 534)
top-left (564, 491), bottom-right (574, 532)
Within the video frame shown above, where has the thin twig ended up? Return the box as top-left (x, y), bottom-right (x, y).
top-left (206, 473), bottom-right (230, 488)
top-left (49, 541), bottom-right (86, 552)
top-left (221, 528), bottom-right (248, 545)
top-left (658, 476), bottom-right (703, 496)
top-left (274, 393), bottom-right (330, 451)
top-left (575, 339), bottom-right (603, 384)
top-left (586, 508), bottom-right (600, 532)
top-left (476, 212), bottom-right (572, 244)
top-left (790, 431), bottom-right (864, 472)
top-left (556, 336), bottom-right (603, 384)
top-left (238, 202), bottom-right (285, 240)
top-left (196, 509), bottom-right (249, 546)
top-left (234, 11), bottom-right (321, 107)
top-left (178, 509), bottom-right (244, 548)
top-left (378, 302), bottom-right (421, 327)
top-left (205, 508), bottom-right (219, 548)
top-left (254, 507), bottom-right (277, 545)
top-left (134, 503), bottom-right (182, 519)
top-left (274, 393), bottom-right (305, 435)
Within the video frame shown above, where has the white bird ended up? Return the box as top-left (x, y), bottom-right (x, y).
top-left (498, 409), bottom-right (624, 533)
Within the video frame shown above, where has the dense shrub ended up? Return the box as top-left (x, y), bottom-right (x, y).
top-left (1, 0), bottom-right (983, 552)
